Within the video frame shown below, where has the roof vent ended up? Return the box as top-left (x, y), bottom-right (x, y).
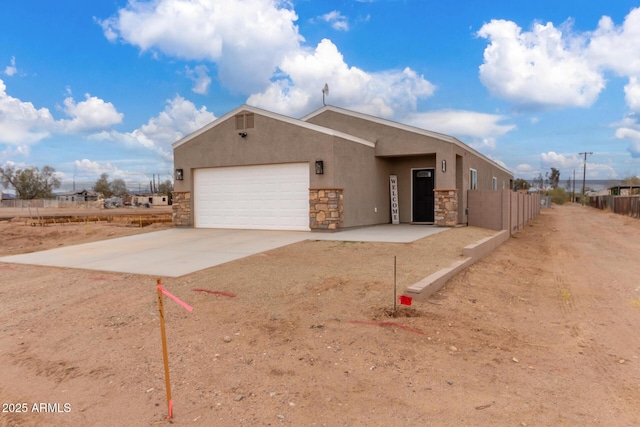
top-left (235, 113), bottom-right (255, 130)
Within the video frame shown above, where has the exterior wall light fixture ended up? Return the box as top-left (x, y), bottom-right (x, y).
top-left (175, 169), bottom-right (183, 180)
top-left (315, 160), bottom-right (324, 175)
top-left (442, 160), bottom-right (446, 173)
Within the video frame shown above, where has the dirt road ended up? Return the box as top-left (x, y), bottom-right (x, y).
top-left (0, 203), bottom-right (639, 426)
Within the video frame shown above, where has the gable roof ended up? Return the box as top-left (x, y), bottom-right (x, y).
top-left (302, 105), bottom-right (512, 176)
top-left (172, 104), bottom-right (375, 150)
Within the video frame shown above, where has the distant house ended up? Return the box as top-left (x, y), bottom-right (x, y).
top-left (56, 189), bottom-right (99, 202)
top-left (609, 185), bottom-right (640, 196)
top-left (132, 194), bottom-right (169, 207)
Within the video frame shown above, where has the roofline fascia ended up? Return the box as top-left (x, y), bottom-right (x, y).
top-left (172, 104), bottom-right (375, 150)
top-left (301, 105), bottom-right (513, 176)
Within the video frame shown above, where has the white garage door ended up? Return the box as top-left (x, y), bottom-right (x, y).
top-left (194, 163), bottom-right (310, 230)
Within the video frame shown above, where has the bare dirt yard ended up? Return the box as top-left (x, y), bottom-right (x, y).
top-left (0, 203), bottom-right (639, 426)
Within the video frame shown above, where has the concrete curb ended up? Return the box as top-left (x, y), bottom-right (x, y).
top-left (405, 230), bottom-right (510, 301)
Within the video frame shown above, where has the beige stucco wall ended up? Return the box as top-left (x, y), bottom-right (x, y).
top-left (305, 109), bottom-right (513, 225)
top-left (174, 113), bottom-right (336, 192)
top-left (173, 110), bottom-right (389, 228)
top-left (174, 107), bottom-right (513, 228)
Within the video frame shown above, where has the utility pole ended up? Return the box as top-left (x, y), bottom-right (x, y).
top-left (572, 169), bottom-right (576, 203)
top-left (579, 152), bottom-right (593, 206)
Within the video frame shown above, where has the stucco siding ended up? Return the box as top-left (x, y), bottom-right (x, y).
top-left (387, 156), bottom-right (436, 223)
top-left (174, 113), bottom-right (337, 193)
top-left (332, 140), bottom-right (389, 227)
top-left (173, 105), bottom-right (513, 229)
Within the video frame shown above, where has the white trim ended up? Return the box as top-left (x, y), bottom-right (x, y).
top-left (469, 168), bottom-right (478, 190)
top-left (302, 105), bottom-right (512, 176)
top-left (172, 104), bottom-right (375, 150)
top-left (410, 167), bottom-right (435, 223)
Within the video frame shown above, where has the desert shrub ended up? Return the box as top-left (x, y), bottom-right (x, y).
top-left (547, 187), bottom-right (570, 205)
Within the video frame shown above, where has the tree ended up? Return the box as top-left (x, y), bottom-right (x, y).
top-left (110, 179), bottom-right (129, 197)
top-left (548, 167), bottom-right (560, 189)
top-left (93, 174), bottom-right (129, 198)
top-left (513, 178), bottom-right (531, 190)
top-left (157, 179), bottom-right (174, 204)
top-left (0, 165), bottom-right (61, 199)
top-left (622, 175), bottom-right (640, 185)
top-left (94, 173), bottom-right (112, 198)
top-left (157, 179), bottom-right (174, 195)
top-left (547, 187), bottom-right (570, 205)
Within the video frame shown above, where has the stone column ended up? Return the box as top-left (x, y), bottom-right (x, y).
top-left (434, 188), bottom-right (458, 227)
top-left (171, 191), bottom-right (191, 227)
top-left (309, 188), bottom-right (344, 230)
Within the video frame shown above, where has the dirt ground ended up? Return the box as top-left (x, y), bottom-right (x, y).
top-left (0, 203), bottom-right (639, 426)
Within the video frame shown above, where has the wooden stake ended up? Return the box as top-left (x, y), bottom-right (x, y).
top-left (393, 256), bottom-right (397, 316)
top-left (156, 278), bottom-right (173, 419)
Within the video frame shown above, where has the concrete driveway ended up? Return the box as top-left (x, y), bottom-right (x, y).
top-left (0, 225), bottom-right (446, 277)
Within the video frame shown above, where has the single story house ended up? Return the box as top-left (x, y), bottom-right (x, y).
top-left (132, 194), bottom-right (170, 207)
top-left (56, 189), bottom-right (99, 202)
top-left (172, 104), bottom-right (513, 231)
top-left (609, 185), bottom-right (640, 196)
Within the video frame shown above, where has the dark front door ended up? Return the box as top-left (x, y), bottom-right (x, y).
top-left (412, 169), bottom-right (435, 222)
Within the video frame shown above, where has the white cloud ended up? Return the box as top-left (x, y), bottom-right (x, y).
top-left (4, 57), bottom-right (17, 76)
top-left (584, 162), bottom-right (618, 179)
top-left (0, 145), bottom-right (30, 163)
top-left (58, 94), bottom-right (124, 133)
top-left (0, 79), bottom-right (54, 144)
top-left (614, 120), bottom-right (640, 158)
top-left (186, 65), bottom-right (211, 95)
top-left (624, 76), bottom-right (640, 112)
top-left (73, 158), bottom-right (150, 182)
top-left (540, 151), bottom-right (583, 169)
top-left (99, 1), bottom-right (435, 119)
top-left (587, 8), bottom-right (640, 76)
top-left (538, 151), bottom-right (617, 179)
top-left (612, 112), bottom-right (640, 158)
top-left (74, 158), bottom-right (103, 174)
top-left (248, 38), bottom-right (435, 117)
top-left (477, 19), bottom-right (605, 109)
top-left (99, 0), bottom-right (303, 93)
top-left (514, 163), bottom-right (537, 178)
top-left (320, 11), bottom-right (349, 31)
top-left (95, 95), bottom-right (216, 160)
top-left (0, 79), bottom-right (126, 147)
top-left (404, 109), bottom-right (515, 150)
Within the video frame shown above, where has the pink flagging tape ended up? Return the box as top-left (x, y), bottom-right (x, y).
top-left (158, 286), bottom-right (193, 312)
top-left (168, 399), bottom-right (173, 419)
top-left (192, 288), bottom-right (236, 298)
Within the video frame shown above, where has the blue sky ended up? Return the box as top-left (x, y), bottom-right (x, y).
top-left (2, 0), bottom-right (640, 192)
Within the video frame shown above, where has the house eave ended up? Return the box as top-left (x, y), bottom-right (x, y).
top-left (302, 105), bottom-right (512, 176)
top-left (172, 104), bottom-right (376, 150)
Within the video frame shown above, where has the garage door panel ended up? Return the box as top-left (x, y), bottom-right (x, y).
top-left (194, 163), bottom-right (310, 230)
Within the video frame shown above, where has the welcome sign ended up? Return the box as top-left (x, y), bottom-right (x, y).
top-left (390, 175), bottom-right (399, 224)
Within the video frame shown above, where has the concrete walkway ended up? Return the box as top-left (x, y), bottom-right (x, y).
top-left (0, 224), bottom-right (446, 277)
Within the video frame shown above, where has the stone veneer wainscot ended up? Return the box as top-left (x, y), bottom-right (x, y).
top-left (309, 188), bottom-right (344, 230)
top-left (434, 188), bottom-right (458, 227)
top-left (172, 191), bottom-right (191, 227)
